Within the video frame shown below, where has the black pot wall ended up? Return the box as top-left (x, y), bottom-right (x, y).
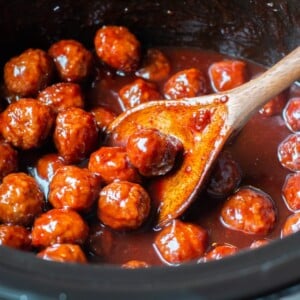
top-left (0, 1), bottom-right (299, 299)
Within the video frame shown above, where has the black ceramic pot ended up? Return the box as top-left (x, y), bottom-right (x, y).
top-left (0, 1), bottom-right (299, 299)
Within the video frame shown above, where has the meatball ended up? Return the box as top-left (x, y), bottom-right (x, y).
top-left (277, 133), bottom-right (300, 172)
top-left (0, 141), bottom-right (18, 181)
top-left (0, 173), bottom-right (43, 226)
top-left (282, 172), bottom-right (300, 211)
top-left (90, 106), bottom-right (116, 132)
top-left (32, 208), bottom-right (88, 248)
top-left (49, 165), bottom-right (101, 212)
top-left (98, 181), bottom-right (150, 230)
top-left (38, 82), bottom-right (84, 114)
top-left (36, 153), bottom-right (67, 181)
top-left (0, 224), bottom-right (31, 250)
top-left (220, 186), bottom-right (276, 235)
top-left (281, 212), bottom-right (300, 237)
top-left (163, 68), bottom-right (208, 100)
top-left (135, 48), bottom-right (170, 82)
top-left (154, 219), bottom-right (208, 265)
top-left (126, 128), bottom-right (183, 177)
top-left (0, 98), bottom-right (54, 150)
top-left (283, 97), bottom-right (300, 132)
top-left (86, 223), bottom-right (114, 257)
top-left (249, 239), bottom-right (269, 249)
top-left (54, 107), bottom-right (98, 163)
top-left (206, 151), bottom-right (242, 198)
top-left (37, 243), bottom-right (87, 263)
top-left (203, 244), bottom-right (238, 262)
top-left (119, 78), bottom-right (161, 110)
top-left (259, 92), bottom-right (287, 117)
top-left (88, 147), bottom-right (140, 184)
top-left (94, 26), bottom-right (141, 73)
top-left (209, 60), bottom-right (247, 92)
top-left (48, 39), bottom-right (93, 82)
top-left (122, 260), bottom-right (149, 269)
top-left (4, 48), bottom-right (53, 97)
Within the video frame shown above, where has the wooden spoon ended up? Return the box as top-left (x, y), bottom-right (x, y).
top-left (107, 46), bottom-right (300, 227)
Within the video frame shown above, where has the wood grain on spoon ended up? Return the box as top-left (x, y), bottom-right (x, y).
top-left (107, 47), bottom-right (300, 227)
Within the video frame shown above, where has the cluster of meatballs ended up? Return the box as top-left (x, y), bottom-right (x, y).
top-left (0, 25), bottom-right (298, 266)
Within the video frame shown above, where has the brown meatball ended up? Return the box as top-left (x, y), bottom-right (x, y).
top-left (37, 243), bottom-right (87, 263)
top-left (259, 92), bottom-right (287, 117)
top-left (221, 186), bottom-right (276, 235)
top-left (0, 224), bottom-right (31, 250)
top-left (48, 39), bottom-right (93, 82)
top-left (122, 260), bottom-right (149, 269)
top-left (49, 165), bottom-right (101, 212)
top-left (36, 153), bottom-right (67, 181)
top-left (203, 244), bottom-right (238, 262)
top-left (154, 219), bottom-right (208, 265)
top-left (90, 106), bottom-right (116, 132)
top-left (94, 26), bottom-right (141, 73)
top-left (0, 141), bottom-right (18, 181)
top-left (277, 134), bottom-right (300, 172)
top-left (54, 107), bottom-right (98, 163)
top-left (38, 82), bottom-right (84, 114)
top-left (0, 98), bottom-right (54, 150)
top-left (206, 151), bottom-right (242, 198)
top-left (31, 208), bottom-right (88, 248)
top-left (281, 212), bottom-right (300, 237)
top-left (135, 48), bottom-right (170, 82)
top-left (282, 173), bottom-right (300, 211)
top-left (208, 60), bottom-right (247, 92)
top-left (88, 147), bottom-right (140, 184)
top-left (119, 79), bottom-right (161, 110)
top-left (126, 128), bottom-right (183, 177)
top-left (283, 97), bottom-right (300, 132)
top-left (0, 172), bottom-right (43, 226)
top-left (163, 68), bottom-right (208, 100)
top-left (98, 181), bottom-right (150, 230)
top-left (4, 49), bottom-right (53, 97)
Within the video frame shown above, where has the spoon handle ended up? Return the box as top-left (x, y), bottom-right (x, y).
top-left (227, 46), bottom-right (300, 129)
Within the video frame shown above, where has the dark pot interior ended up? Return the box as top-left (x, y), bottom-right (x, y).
top-left (0, 0), bottom-right (299, 299)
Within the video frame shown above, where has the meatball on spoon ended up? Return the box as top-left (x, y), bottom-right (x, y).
top-left (107, 46), bottom-right (300, 227)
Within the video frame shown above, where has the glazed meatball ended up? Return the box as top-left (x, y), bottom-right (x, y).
top-left (249, 239), bottom-right (269, 249)
top-left (1, 98), bottom-right (54, 150)
top-left (98, 181), bottom-right (150, 230)
top-left (32, 208), bottom-right (88, 248)
top-left (90, 106), bottom-right (116, 132)
top-left (209, 60), bottom-right (247, 92)
top-left (4, 49), bottom-right (53, 97)
top-left (259, 92), bottom-right (287, 117)
top-left (88, 147), bottom-right (140, 184)
top-left (203, 244), bottom-right (238, 262)
top-left (122, 260), bottom-right (149, 269)
top-left (281, 212), bottom-right (300, 237)
top-left (38, 82), bottom-right (84, 114)
top-left (0, 173), bottom-right (43, 226)
top-left (86, 223), bottom-right (114, 257)
top-left (54, 107), bottom-right (98, 163)
top-left (119, 79), bottom-right (161, 110)
top-left (49, 165), bottom-right (101, 212)
top-left (48, 39), bottom-right (93, 82)
top-left (206, 151), bottom-right (242, 198)
top-left (94, 26), bottom-right (141, 73)
top-left (126, 128), bottom-right (183, 177)
top-left (283, 97), bottom-right (300, 132)
top-left (0, 224), bottom-right (31, 250)
top-left (163, 68), bottom-right (208, 100)
top-left (0, 141), bottom-right (18, 181)
top-left (277, 133), bottom-right (300, 172)
top-left (282, 172), bottom-right (300, 211)
top-left (154, 219), bottom-right (208, 265)
top-left (37, 243), bottom-right (87, 263)
top-left (135, 48), bottom-right (170, 82)
top-left (36, 153), bottom-right (67, 181)
top-left (221, 186), bottom-right (276, 235)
